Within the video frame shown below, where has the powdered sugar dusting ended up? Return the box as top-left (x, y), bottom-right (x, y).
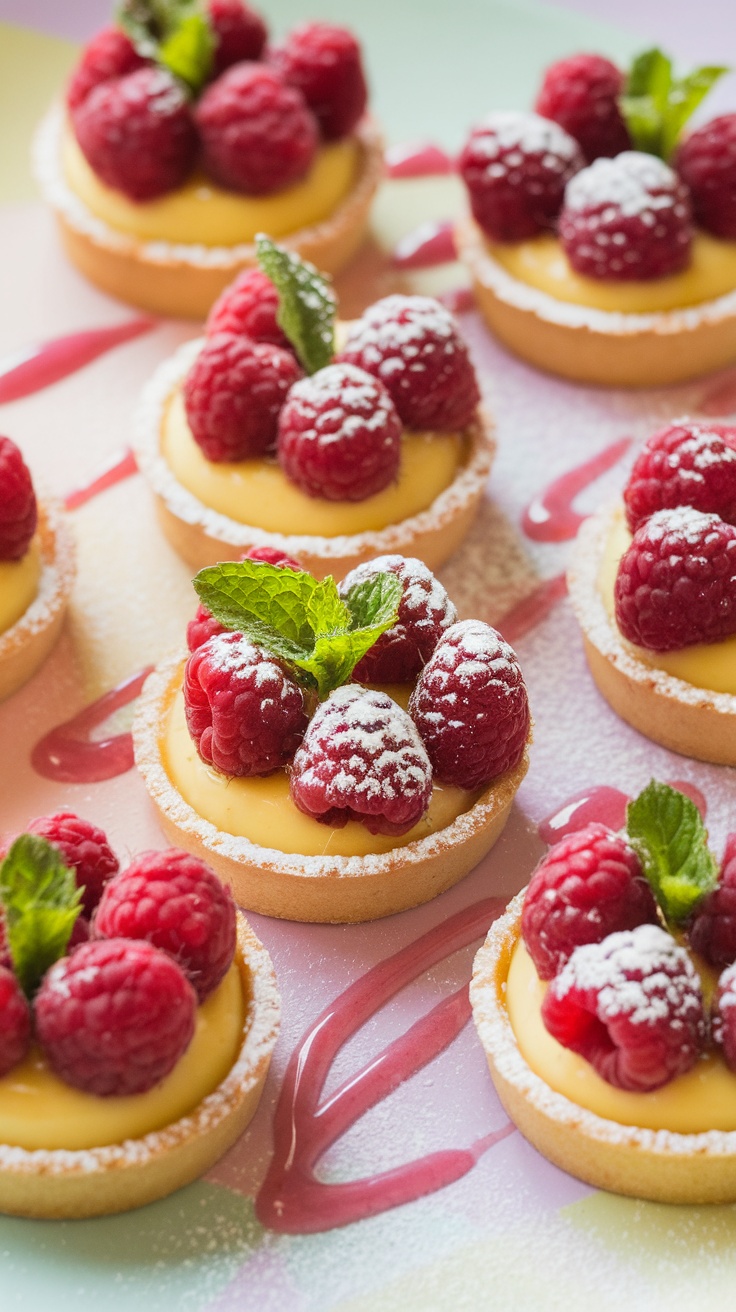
top-left (564, 152), bottom-right (680, 218)
top-left (469, 110), bottom-right (581, 169)
top-left (434, 618), bottom-right (520, 683)
top-left (553, 924), bottom-right (702, 1028)
top-left (636, 503), bottom-right (733, 547)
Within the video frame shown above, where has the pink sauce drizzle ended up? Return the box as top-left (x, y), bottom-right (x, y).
top-left (522, 437), bottom-right (633, 543)
top-left (392, 220), bottom-right (457, 270)
top-left (496, 573), bottom-right (568, 643)
top-left (64, 447), bottom-right (138, 511)
top-left (385, 142), bottom-right (455, 179)
top-left (698, 370), bottom-right (736, 418)
top-left (256, 896), bottom-right (514, 1234)
top-left (31, 667), bottom-right (153, 784)
top-left (439, 286), bottom-right (475, 314)
top-left (539, 780), bottom-right (708, 844)
top-left (0, 318), bottom-right (155, 404)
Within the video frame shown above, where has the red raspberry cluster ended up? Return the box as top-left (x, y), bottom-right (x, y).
top-left (67, 7), bottom-right (368, 201)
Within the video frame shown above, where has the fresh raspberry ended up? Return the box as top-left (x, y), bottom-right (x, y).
top-left (28, 811), bottom-right (119, 917)
top-left (208, 0), bottom-right (268, 76)
top-left (534, 54), bottom-right (631, 163)
top-left (71, 66), bottom-right (197, 202)
top-left (713, 958), bottom-right (736, 1070)
top-left (244, 545), bottom-right (303, 569)
top-left (94, 850), bottom-right (236, 1003)
top-left (186, 547), bottom-right (304, 652)
top-left (66, 26), bottom-right (147, 112)
top-left (614, 507), bottom-right (736, 651)
top-left (184, 333), bottom-right (302, 462)
top-left (68, 915), bottom-right (91, 950)
top-left (184, 631), bottom-right (307, 776)
top-left (688, 833), bottom-right (736, 969)
top-left (559, 151), bottom-right (693, 281)
top-left (458, 111), bottom-right (583, 241)
top-left (409, 620), bottom-right (530, 790)
top-left (277, 364), bottom-right (401, 502)
top-left (270, 22), bottom-right (367, 141)
top-left (676, 115), bottom-right (736, 240)
top-left (35, 939), bottom-right (196, 1097)
top-left (542, 925), bottom-right (705, 1092)
top-left (0, 968), bottom-right (30, 1077)
top-left (522, 823), bottom-right (658, 980)
top-left (624, 422), bottom-right (736, 533)
top-left (337, 295), bottom-right (480, 432)
top-left (340, 556), bottom-right (457, 683)
top-left (290, 685), bottom-right (432, 836)
top-left (195, 63), bottom-right (318, 195)
top-left (0, 437), bottom-right (37, 562)
top-left (206, 268), bottom-right (290, 350)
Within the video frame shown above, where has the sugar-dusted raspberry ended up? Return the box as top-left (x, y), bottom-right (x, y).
top-left (624, 421), bottom-right (736, 533)
top-left (542, 925), bottom-right (705, 1092)
top-left (522, 824), bottom-right (658, 980)
top-left (94, 850), bottom-right (236, 1002)
top-left (0, 967), bottom-right (31, 1077)
top-left (409, 620), bottom-right (529, 790)
top-left (713, 958), bottom-right (736, 1070)
top-left (535, 53), bottom-right (631, 163)
top-left (185, 631), bottom-right (307, 776)
top-left (337, 295), bottom-right (480, 432)
top-left (35, 938), bottom-right (196, 1097)
top-left (184, 333), bottom-right (302, 462)
top-left (66, 26), bottom-right (147, 111)
top-left (0, 436), bottom-right (37, 562)
top-left (291, 685), bottom-right (433, 836)
top-left (206, 268), bottom-right (290, 350)
top-left (195, 63), bottom-right (318, 195)
top-left (688, 833), bottom-right (736, 969)
top-left (186, 547), bottom-right (304, 652)
top-left (559, 151), bottom-right (692, 281)
top-left (208, 0), bottom-right (268, 76)
top-left (676, 114), bottom-right (736, 241)
top-left (614, 506), bottom-right (736, 651)
top-left (270, 22), bottom-right (367, 141)
top-left (458, 111), bottom-right (583, 242)
top-left (28, 811), bottom-right (119, 917)
top-left (71, 66), bottom-right (197, 202)
top-left (277, 364), bottom-right (401, 502)
top-left (340, 555), bottom-right (457, 683)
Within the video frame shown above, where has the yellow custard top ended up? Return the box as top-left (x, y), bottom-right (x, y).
top-left (489, 231), bottom-right (736, 314)
top-left (0, 961), bottom-right (245, 1151)
top-left (0, 537), bottom-right (41, 638)
top-left (507, 937), bottom-right (736, 1134)
top-left (62, 122), bottom-right (360, 246)
top-left (598, 507), bottom-right (736, 695)
top-left (162, 389), bottom-right (463, 536)
top-left (163, 682), bottom-right (478, 858)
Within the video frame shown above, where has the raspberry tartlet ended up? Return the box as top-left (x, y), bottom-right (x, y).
top-left (35, 4), bottom-right (382, 319)
top-left (134, 243), bottom-right (495, 578)
top-left (0, 826), bottom-right (279, 1219)
top-left (134, 554), bottom-right (532, 922)
top-left (568, 419), bottom-right (736, 764)
top-left (0, 437), bottom-right (75, 702)
top-left (455, 49), bottom-right (736, 386)
top-left (471, 783), bottom-right (736, 1204)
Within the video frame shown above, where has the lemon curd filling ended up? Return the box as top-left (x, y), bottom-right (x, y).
top-left (598, 507), bottom-right (736, 695)
top-left (0, 962), bottom-right (245, 1151)
top-left (507, 938), bottom-right (736, 1133)
top-left (162, 389), bottom-right (463, 536)
top-left (62, 123), bottom-right (360, 246)
top-left (163, 684), bottom-right (477, 858)
top-left (0, 538), bottom-right (42, 637)
top-left (489, 231), bottom-right (736, 314)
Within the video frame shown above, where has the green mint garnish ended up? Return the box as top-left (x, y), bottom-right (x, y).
top-left (625, 780), bottom-right (718, 926)
top-left (255, 234), bottom-right (336, 375)
top-left (157, 10), bottom-right (214, 92)
top-left (193, 560), bottom-right (402, 699)
top-left (0, 835), bottom-right (83, 999)
top-left (117, 0), bottom-right (214, 94)
top-left (620, 48), bottom-right (729, 159)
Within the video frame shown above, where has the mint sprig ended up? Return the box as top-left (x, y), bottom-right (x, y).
top-left (255, 235), bottom-right (336, 375)
top-left (118, 0), bottom-right (214, 94)
top-left (193, 561), bottom-right (402, 699)
top-left (620, 48), bottom-right (729, 159)
top-left (0, 835), bottom-right (83, 998)
top-left (626, 781), bottom-right (718, 926)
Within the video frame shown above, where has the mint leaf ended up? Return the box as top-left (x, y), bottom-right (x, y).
top-left (343, 571), bottom-right (403, 631)
top-left (0, 835), bottom-right (83, 998)
top-left (255, 234), bottom-right (336, 375)
top-left (661, 66), bottom-right (729, 158)
top-left (626, 781), bottom-right (718, 926)
top-left (194, 559), bottom-right (324, 652)
top-left (296, 621), bottom-right (398, 698)
top-left (621, 46), bottom-right (729, 158)
top-left (158, 10), bottom-right (214, 92)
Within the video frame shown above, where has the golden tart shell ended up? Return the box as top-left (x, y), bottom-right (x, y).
top-left (0, 500), bottom-right (75, 703)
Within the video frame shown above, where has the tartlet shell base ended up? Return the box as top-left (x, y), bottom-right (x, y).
top-left (0, 501), bottom-right (75, 703)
